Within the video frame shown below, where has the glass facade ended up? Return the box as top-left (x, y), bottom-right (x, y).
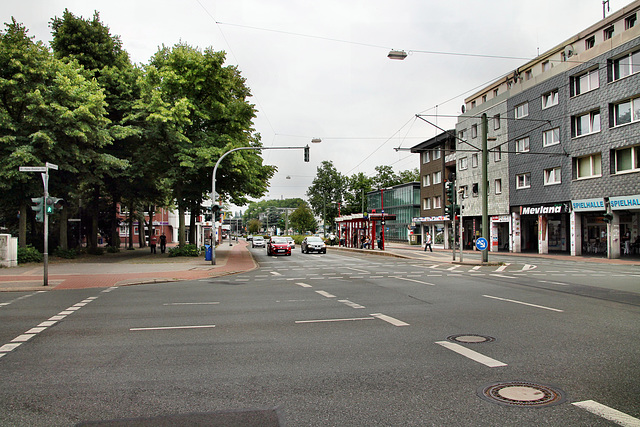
top-left (367, 183), bottom-right (420, 241)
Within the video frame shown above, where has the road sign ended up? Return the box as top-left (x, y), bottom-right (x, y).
top-left (19, 166), bottom-right (47, 172)
top-left (475, 237), bottom-right (488, 251)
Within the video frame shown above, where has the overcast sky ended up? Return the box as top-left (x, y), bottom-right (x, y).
top-left (3, 0), bottom-right (628, 206)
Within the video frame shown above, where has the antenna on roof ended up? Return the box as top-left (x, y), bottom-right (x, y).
top-left (603, 0), bottom-right (610, 19)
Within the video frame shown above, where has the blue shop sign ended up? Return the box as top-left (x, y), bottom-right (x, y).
top-left (609, 194), bottom-right (640, 210)
top-left (571, 198), bottom-right (605, 212)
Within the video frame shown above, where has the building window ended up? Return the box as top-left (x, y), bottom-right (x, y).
top-left (542, 89), bottom-right (559, 109)
top-left (576, 153), bottom-right (602, 179)
top-left (525, 70), bottom-right (533, 80)
top-left (610, 49), bottom-right (640, 81)
top-left (614, 145), bottom-right (640, 173)
top-left (433, 148), bottom-right (441, 160)
top-left (422, 151), bottom-right (430, 164)
top-left (516, 137), bottom-right (530, 153)
top-left (494, 146), bottom-right (502, 162)
top-left (493, 88), bottom-right (499, 97)
top-left (460, 185), bottom-right (468, 199)
top-left (625, 13), bottom-right (637, 30)
top-left (543, 128), bottom-right (560, 147)
top-left (472, 183), bottom-right (479, 197)
top-left (516, 173), bottom-right (531, 189)
top-left (458, 129), bottom-right (467, 142)
top-left (493, 114), bottom-right (500, 130)
top-left (423, 174), bottom-right (431, 186)
top-left (611, 97), bottom-right (640, 127)
top-left (433, 171), bottom-right (442, 184)
top-left (471, 153), bottom-right (478, 168)
top-left (515, 102), bottom-right (529, 119)
top-left (571, 69), bottom-right (599, 96)
top-left (542, 61), bottom-right (551, 72)
top-left (604, 26), bottom-right (614, 40)
top-left (495, 179), bottom-right (502, 194)
top-left (544, 167), bottom-right (562, 185)
top-left (423, 198), bottom-right (431, 210)
top-left (458, 157), bottom-right (468, 170)
top-left (482, 95), bottom-right (487, 103)
top-left (572, 110), bottom-right (601, 137)
top-left (585, 36), bottom-right (595, 50)
top-left (433, 196), bottom-right (441, 209)
top-left (471, 124), bottom-right (478, 139)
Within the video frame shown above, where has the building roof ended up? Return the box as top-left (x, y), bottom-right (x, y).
top-left (410, 130), bottom-right (456, 153)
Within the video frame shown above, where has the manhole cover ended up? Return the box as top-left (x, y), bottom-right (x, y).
top-left (447, 334), bottom-right (495, 343)
top-left (478, 381), bottom-right (566, 407)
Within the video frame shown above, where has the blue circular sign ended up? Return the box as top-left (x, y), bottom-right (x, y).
top-left (475, 237), bottom-right (488, 251)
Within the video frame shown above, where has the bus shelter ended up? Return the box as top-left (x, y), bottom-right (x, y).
top-left (336, 213), bottom-right (396, 249)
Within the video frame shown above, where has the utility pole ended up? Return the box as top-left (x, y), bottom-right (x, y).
top-left (481, 113), bottom-right (489, 263)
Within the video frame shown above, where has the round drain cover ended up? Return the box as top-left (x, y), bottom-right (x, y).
top-left (478, 381), bottom-right (566, 407)
top-left (447, 334), bottom-right (495, 344)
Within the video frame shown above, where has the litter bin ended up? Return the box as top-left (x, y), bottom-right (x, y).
top-left (204, 244), bottom-right (212, 261)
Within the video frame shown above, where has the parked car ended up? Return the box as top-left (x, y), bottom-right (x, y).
top-left (301, 236), bottom-right (326, 254)
top-left (246, 234), bottom-right (253, 241)
top-left (285, 236), bottom-right (295, 249)
top-left (252, 235), bottom-right (265, 248)
top-left (267, 236), bottom-right (291, 256)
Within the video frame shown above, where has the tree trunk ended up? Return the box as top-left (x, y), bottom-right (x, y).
top-left (189, 203), bottom-right (197, 246)
top-left (19, 201), bottom-right (27, 248)
top-left (147, 205), bottom-right (155, 245)
top-left (59, 204), bottom-right (68, 250)
top-left (110, 199), bottom-right (121, 248)
top-left (138, 213), bottom-right (146, 248)
top-left (127, 202), bottom-right (134, 250)
top-left (178, 205), bottom-right (186, 247)
top-left (88, 189), bottom-right (99, 249)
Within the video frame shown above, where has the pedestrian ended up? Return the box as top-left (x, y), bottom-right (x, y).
top-left (160, 233), bottom-right (167, 254)
top-left (149, 234), bottom-right (157, 254)
top-left (424, 231), bottom-right (433, 252)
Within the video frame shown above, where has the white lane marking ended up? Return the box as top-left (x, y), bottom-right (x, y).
top-left (391, 276), bottom-right (435, 286)
top-left (538, 280), bottom-right (569, 286)
top-left (38, 321), bottom-right (57, 327)
top-left (48, 315), bottom-right (66, 321)
top-left (338, 299), bottom-right (366, 309)
top-left (369, 276), bottom-right (383, 278)
top-left (11, 334), bottom-right (36, 343)
top-left (59, 311), bottom-right (74, 315)
top-left (295, 282), bottom-right (313, 288)
top-left (315, 290), bottom-right (336, 298)
top-left (130, 325), bottom-right (216, 331)
top-left (435, 341), bottom-right (507, 367)
top-left (0, 343), bottom-right (22, 352)
top-left (483, 295), bottom-right (564, 312)
top-left (270, 271), bottom-right (282, 276)
top-left (446, 266), bottom-right (460, 271)
top-left (471, 266), bottom-right (482, 271)
top-left (490, 273), bottom-right (517, 279)
top-left (101, 286), bottom-right (118, 293)
top-left (572, 400), bottom-right (640, 426)
top-left (370, 313), bottom-right (410, 326)
top-left (163, 302), bottom-right (220, 305)
top-left (495, 263), bottom-right (510, 272)
top-left (26, 327), bottom-right (47, 334)
top-left (522, 264), bottom-right (537, 271)
top-left (296, 317), bottom-right (374, 324)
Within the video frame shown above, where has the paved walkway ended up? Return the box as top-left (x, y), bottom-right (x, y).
top-left (1, 239), bottom-right (637, 292)
top-left (0, 241), bottom-right (257, 292)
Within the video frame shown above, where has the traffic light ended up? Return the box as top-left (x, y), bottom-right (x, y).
top-left (212, 204), bottom-right (221, 222)
top-left (603, 212), bottom-right (614, 223)
top-left (31, 197), bottom-right (44, 223)
top-left (445, 181), bottom-right (456, 206)
top-left (45, 196), bottom-right (63, 214)
top-left (304, 145), bottom-right (310, 162)
top-left (444, 203), bottom-right (452, 219)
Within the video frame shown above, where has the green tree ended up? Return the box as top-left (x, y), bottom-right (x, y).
top-left (398, 167), bottom-right (420, 183)
top-left (306, 161), bottom-right (345, 234)
top-left (137, 43), bottom-right (275, 246)
top-left (0, 19), bottom-right (111, 250)
top-left (247, 218), bottom-right (261, 234)
top-left (289, 202), bottom-right (317, 234)
top-left (343, 172), bottom-right (374, 215)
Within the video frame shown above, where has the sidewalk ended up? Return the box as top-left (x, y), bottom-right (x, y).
top-left (0, 241), bottom-right (257, 292)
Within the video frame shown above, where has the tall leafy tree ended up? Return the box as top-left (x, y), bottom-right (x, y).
top-left (50, 10), bottom-right (140, 249)
top-left (306, 161), bottom-right (345, 234)
top-left (289, 202), bottom-right (317, 234)
top-left (137, 43), bottom-right (275, 246)
top-left (0, 19), bottom-right (111, 249)
top-left (343, 172), bottom-right (374, 215)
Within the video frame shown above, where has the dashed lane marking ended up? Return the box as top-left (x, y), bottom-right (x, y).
top-left (391, 276), bottom-right (435, 286)
top-left (483, 295), bottom-right (564, 312)
top-left (130, 325), bottom-right (216, 331)
top-left (295, 282), bottom-right (313, 288)
top-left (315, 290), bottom-right (336, 298)
top-left (370, 313), bottom-right (410, 326)
top-left (435, 341), bottom-right (507, 367)
top-left (295, 317), bottom-right (374, 324)
top-left (538, 280), bottom-right (569, 286)
top-left (494, 263), bottom-right (510, 272)
top-left (338, 299), bottom-right (366, 309)
top-left (572, 400), bottom-right (640, 426)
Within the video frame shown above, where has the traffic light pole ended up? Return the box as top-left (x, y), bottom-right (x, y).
top-left (210, 145), bottom-right (310, 265)
top-left (481, 113), bottom-right (489, 263)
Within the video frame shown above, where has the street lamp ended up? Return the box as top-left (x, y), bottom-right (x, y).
top-left (388, 50), bottom-right (408, 60)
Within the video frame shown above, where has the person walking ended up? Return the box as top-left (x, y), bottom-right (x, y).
top-left (149, 234), bottom-right (158, 254)
top-left (424, 231), bottom-right (433, 252)
top-left (160, 233), bottom-right (167, 254)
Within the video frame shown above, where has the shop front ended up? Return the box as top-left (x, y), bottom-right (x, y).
top-left (570, 198), bottom-right (606, 256)
top-left (513, 202), bottom-right (571, 254)
top-left (609, 194), bottom-right (640, 258)
top-left (414, 216), bottom-right (450, 249)
top-left (490, 215), bottom-right (511, 252)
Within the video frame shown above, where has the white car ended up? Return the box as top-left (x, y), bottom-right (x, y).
top-left (252, 235), bottom-right (265, 248)
top-left (285, 237), bottom-right (295, 249)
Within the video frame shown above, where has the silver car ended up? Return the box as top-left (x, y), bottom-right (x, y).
top-left (252, 235), bottom-right (265, 248)
top-left (285, 236), bottom-right (295, 249)
top-left (301, 236), bottom-right (326, 254)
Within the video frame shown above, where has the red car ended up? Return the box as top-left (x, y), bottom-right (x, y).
top-left (267, 236), bottom-right (292, 256)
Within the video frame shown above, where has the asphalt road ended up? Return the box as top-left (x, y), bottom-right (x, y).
top-left (0, 246), bottom-right (638, 426)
